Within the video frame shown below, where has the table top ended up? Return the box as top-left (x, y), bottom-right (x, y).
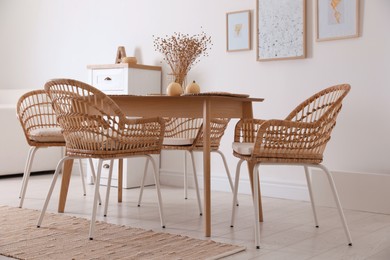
top-left (109, 93), bottom-right (263, 118)
top-left (109, 93), bottom-right (264, 102)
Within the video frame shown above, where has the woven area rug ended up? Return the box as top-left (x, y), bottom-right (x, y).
top-left (0, 206), bottom-right (245, 260)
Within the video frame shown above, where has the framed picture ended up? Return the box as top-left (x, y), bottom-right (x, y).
top-left (226, 10), bottom-right (251, 52)
top-left (316, 0), bottom-right (359, 41)
top-left (256, 0), bottom-right (306, 61)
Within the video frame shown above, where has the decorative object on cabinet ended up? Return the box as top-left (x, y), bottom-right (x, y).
top-left (257, 0), bottom-right (306, 61)
top-left (316, 0), bottom-right (359, 41)
top-left (87, 63), bottom-right (162, 190)
top-left (153, 30), bottom-right (212, 87)
top-left (226, 10), bottom-right (251, 52)
top-left (115, 46), bottom-right (127, 63)
top-left (121, 56), bottom-right (137, 64)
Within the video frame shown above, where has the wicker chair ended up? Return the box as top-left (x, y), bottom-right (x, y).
top-left (16, 89), bottom-right (100, 208)
top-left (230, 84), bottom-right (352, 249)
top-left (37, 79), bottom-right (166, 240)
top-left (137, 117), bottom-right (236, 216)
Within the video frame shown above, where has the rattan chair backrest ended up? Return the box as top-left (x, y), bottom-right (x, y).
top-left (164, 118), bottom-right (203, 139)
top-left (284, 84), bottom-right (351, 155)
top-left (44, 79), bottom-right (164, 158)
top-left (233, 84), bottom-right (351, 163)
top-left (194, 118), bottom-right (231, 148)
top-left (285, 84), bottom-right (350, 124)
top-left (164, 117), bottom-right (230, 149)
top-left (17, 89), bottom-right (64, 147)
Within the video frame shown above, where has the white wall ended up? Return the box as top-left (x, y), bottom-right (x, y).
top-left (1, 0), bottom-right (389, 211)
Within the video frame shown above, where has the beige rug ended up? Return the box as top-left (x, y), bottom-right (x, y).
top-left (0, 206), bottom-right (245, 260)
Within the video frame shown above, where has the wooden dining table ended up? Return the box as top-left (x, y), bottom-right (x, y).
top-left (57, 94), bottom-right (264, 237)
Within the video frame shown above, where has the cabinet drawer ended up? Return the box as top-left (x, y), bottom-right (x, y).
top-left (90, 160), bottom-right (119, 187)
top-left (101, 160), bottom-right (117, 178)
top-left (92, 69), bottom-right (125, 92)
top-left (87, 157), bottom-right (156, 188)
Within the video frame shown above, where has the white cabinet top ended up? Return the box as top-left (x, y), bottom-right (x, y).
top-left (87, 63), bottom-right (161, 71)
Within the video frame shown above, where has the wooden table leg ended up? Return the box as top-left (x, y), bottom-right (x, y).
top-left (203, 100), bottom-right (211, 237)
top-left (58, 159), bottom-right (73, 213)
top-left (247, 161), bottom-right (263, 222)
top-left (118, 159), bottom-right (123, 203)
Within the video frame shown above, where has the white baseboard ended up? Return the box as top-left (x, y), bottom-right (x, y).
top-left (311, 170), bottom-right (390, 215)
top-left (160, 168), bottom-right (390, 215)
top-left (159, 168), bottom-right (310, 201)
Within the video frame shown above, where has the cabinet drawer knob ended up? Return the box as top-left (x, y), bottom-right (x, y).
top-left (104, 77), bottom-right (112, 81)
top-left (103, 164), bottom-right (110, 169)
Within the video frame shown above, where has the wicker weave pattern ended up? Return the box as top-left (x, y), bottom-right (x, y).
top-left (234, 84), bottom-right (351, 163)
top-left (44, 79), bottom-right (165, 158)
top-left (163, 117), bottom-right (230, 150)
top-left (194, 118), bottom-right (230, 149)
top-left (17, 90), bottom-right (64, 147)
top-left (164, 118), bottom-right (203, 140)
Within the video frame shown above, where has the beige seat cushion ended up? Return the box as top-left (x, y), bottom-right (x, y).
top-left (232, 142), bottom-right (255, 155)
top-left (232, 142), bottom-right (323, 163)
top-left (163, 137), bottom-right (195, 146)
top-left (29, 127), bottom-right (65, 143)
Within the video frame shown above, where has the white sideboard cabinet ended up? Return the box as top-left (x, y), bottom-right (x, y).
top-left (87, 63), bottom-right (162, 188)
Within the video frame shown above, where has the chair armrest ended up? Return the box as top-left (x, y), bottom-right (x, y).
top-left (76, 115), bottom-right (166, 151)
top-left (234, 118), bottom-right (267, 143)
top-left (118, 116), bottom-right (165, 142)
top-left (251, 119), bottom-right (323, 157)
top-left (194, 118), bottom-right (230, 148)
top-left (116, 117), bottom-right (165, 148)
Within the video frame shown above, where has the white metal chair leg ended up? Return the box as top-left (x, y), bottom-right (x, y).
top-left (253, 163), bottom-right (261, 249)
top-left (189, 151), bottom-right (203, 216)
top-left (137, 158), bottom-right (150, 207)
top-left (184, 151), bottom-right (188, 199)
top-left (230, 159), bottom-right (244, 227)
top-left (78, 159), bottom-right (87, 196)
top-left (19, 147), bottom-right (39, 208)
top-left (89, 159), bottom-right (103, 240)
top-left (316, 164), bottom-right (353, 246)
top-left (304, 166), bottom-right (319, 228)
top-left (214, 150), bottom-right (239, 206)
top-left (37, 156), bottom-right (69, 228)
top-left (104, 160), bottom-right (114, 217)
top-left (19, 147), bottom-right (35, 198)
top-left (88, 158), bottom-right (95, 184)
top-left (88, 158), bottom-right (102, 205)
top-left (147, 155), bottom-right (166, 228)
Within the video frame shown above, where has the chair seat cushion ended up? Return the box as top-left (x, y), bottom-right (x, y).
top-left (163, 137), bottom-right (195, 146)
top-left (232, 142), bottom-right (323, 163)
top-left (29, 127), bottom-right (65, 143)
top-left (232, 142), bottom-right (255, 155)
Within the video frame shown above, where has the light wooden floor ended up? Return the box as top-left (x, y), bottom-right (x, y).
top-left (1, 173), bottom-right (390, 259)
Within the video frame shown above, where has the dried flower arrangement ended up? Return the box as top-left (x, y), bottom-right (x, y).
top-left (153, 31), bottom-right (212, 86)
